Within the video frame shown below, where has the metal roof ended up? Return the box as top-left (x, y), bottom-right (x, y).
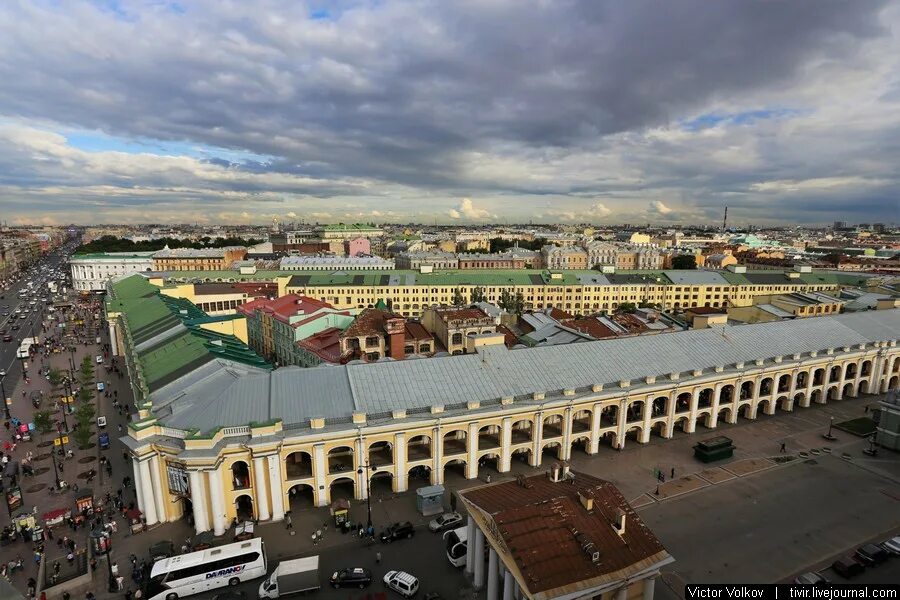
top-left (153, 309), bottom-right (900, 433)
top-left (663, 270), bottom-right (730, 285)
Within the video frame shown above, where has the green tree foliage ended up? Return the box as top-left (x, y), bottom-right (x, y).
top-left (672, 255), bottom-right (697, 270)
top-left (75, 235), bottom-right (263, 254)
top-left (499, 290), bottom-right (526, 315)
top-left (33, 410), bottom-right (54, 436)
top-left (79, 356), bottom-right (94, 385)
top-left (73, 401), bottom-right (96, 448)
top-left (618, 302), bottom-right (638, 314)
top-left (48, 367), bottom-right (64, 391)
top-left (452, 287), bottom-right (466, 307)
top-left (471, 286), bottom-right (486, 303)
top-left (488, 237), bottom-right (546, 253)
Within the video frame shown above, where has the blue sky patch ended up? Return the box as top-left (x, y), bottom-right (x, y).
top-left (64, 130), bottom-right (273, 165)
top-left (680, 108), bottom-right (806, 131)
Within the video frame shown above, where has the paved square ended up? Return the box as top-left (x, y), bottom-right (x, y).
top-left (722, 457), bottom-right (775, 476)
top-left (696, 467), bottom-right (735, 484)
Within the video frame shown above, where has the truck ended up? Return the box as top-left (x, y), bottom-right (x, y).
top-left (258, 556), bottom-right (320, 598)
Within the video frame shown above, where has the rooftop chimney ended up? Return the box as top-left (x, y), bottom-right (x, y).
top-left (549, 463), bottom-right (562, 483)
top-left (578, 491), bottom-right (593, 512)
top-left (385, 317), bottom-right (406, 360)
top-left (613, 508), bottom-right (626, 537)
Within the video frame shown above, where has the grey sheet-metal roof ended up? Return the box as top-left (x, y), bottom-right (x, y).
top-left (758, 304), bottom-right (795, 318)
top-left (664, 270), bottom-right (731, 285)
top-left (576, 273), bottom-right (611, 285)
top-left (154, 310), bottom-right (900, 433)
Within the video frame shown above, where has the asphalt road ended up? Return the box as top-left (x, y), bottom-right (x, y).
top-left (1, 248), bottom-right (71, 396)
top-left (189, 525), bottom-right (474, 600)
top-left (637, 453), bottom-right (900, 594)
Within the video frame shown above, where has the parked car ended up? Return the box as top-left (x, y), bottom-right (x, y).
top-left (380, 521), bottom-right (415, 543)
top-left (882, 535), bottom-right (900, 556)
top-left (793, 572), bottom-right (829, 585)
top-left (330, 567), bottom-right (373, 589)
top-left (428, 512), bottom-right (463, 533)
top-left (98, 432), bottom-right (110, 450)
top-left (831, 557), bottom-right (865, 579)
top-left (383, 571), bottom-right (419, 598)
top-left (855, 543), bottom-right (889, 566)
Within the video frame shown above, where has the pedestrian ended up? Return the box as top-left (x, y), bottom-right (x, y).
top-left (312, 532), bottom-right (318, 545)
top-left (780, 442), bottom-right (786, 453)
top-left (375, 551), bottom-right (382, 564)
top-left (285, 513), bottom-right (292, 529)
top-left (671, 467), bottom-right (675, 479)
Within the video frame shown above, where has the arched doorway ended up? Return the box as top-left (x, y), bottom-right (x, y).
top-left (443, 459), bottom-right (467, 484)
top-left (600, 405), bottom-right (617, 427)
top-left (510, 420), bottom-right (533, 444)
top-left (368, 441), bottom-right (393, 468)
top-left (328, 446), bottom-right (354, 474)
top-left (330, 477), bottom-right (356, 502)
top-left (649, 421), bottom-right (667, 439)
top-left (369, 471), bottom-right (393, 498)
top-left (407, 435), bottom-right (432, 461)
top-left (235, 494), bottom-right (254, 520)
top-left (288, 483), bottom-right (315, 511)
top-left (478, 453), bottom-right (501, 474)
top-left (512, 448), bottom-right (532, 466)
top-left (478, 425), bottom-right (501, 452)
top-left (442, 430), bottom-right (467, 457)
top-left (842, 382), bottom-right (854, 399)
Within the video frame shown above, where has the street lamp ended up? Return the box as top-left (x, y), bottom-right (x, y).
top-left (823, 416), bottom-right (837, 441)
top-left (356, 462), bottom-right (377, 531)
top-left (90, 527), bottom-right (118, 592)
top-left (56, 421), bottom-right (67, 455)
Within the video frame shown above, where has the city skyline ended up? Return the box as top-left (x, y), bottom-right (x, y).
top-left (0, 1), bottom-right (898, 226)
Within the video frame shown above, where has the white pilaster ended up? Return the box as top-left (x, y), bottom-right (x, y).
top-left (474, 528), bottom-right (486, 589)
top-left (588, 402), bottom-right (602, 454)
top-left (616, 399), bottom-right (628, 449)
top-left (189, 470), bottom-right (209, 534)
top-left (267, 455), bottom-right (284, 521)
top-left (465, 516), bottom-right (476, 575)
top-left (312, 444), bottom-right (327, 507)
top-left (138, 459), bottom-right (158, 525)
top-left (131, 457), bottom-right (145, 514)
top-left (466, 422), bottom-right (479, 479)
top-left (685, 388), bottom-right (700, 433)
top-left (149, 455), bottom-right (167, 524)
top-left (499, 417), bottom-right (512, 472)
top-left (531, 413), bottom-right (544, 467)
top-left (708, 384), bottom-right (722, 429)
top-left (560, 407), bottom-right (573, 461)
top-left (394, 432), bottom-right (407, 492)
top-left (252, 456), bottom-right (270, 521)
top-left (208, 468), bottom-right (227, 536)
top-left (643, 576), bottom-right (657, 600)
top-left (502, 570), bottom-right (514, 600)
top-left (432, 426), bottom-right (444, 486)
top-left (487, 548), bottom-right (499, 600)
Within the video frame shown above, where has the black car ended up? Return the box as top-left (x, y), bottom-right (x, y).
top-left (855, 544), bottom-right (889, 566)
top-left (330, 567), bottom-right (373, 589)
top-left (380, 521), bottom-right (415, 543)
top-left (832, 557), bottom-right (865, 579)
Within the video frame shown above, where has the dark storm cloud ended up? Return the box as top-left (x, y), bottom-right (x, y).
top-left (0, 0), bottom-right (896, 223)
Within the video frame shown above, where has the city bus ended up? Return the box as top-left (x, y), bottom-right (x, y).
top-left (16, 337), bottom-right (38, 360)
top-left (147, 538), bottom-right (267, 600)
top-left (444, 526), bottom-right (468, 567)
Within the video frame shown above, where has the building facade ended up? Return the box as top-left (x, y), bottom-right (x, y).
top-left (421, 306), bottom-right (497, 354)
top-left (69, 252), bottom-right (155, 291)
top-left (279, 255), bottom-right (394, 271)
top-left (396, 252), bottom-right (460, 270)
top-left (152, 247), bottom-right (247, 271)
top-left (115, 283), bottom-right (900, 536)
top-left (542, 245), bottom-right (589, 270)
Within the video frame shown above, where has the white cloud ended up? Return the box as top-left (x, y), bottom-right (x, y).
top-left (590, 202), bottom-right (612, 217)
top-left (448, 197), bottom-right (490, 220)
top-left (649, 200), bottom-right (673, 215)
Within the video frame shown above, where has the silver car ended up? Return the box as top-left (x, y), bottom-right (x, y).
top-left (428, 511), bottom-right (463, 533)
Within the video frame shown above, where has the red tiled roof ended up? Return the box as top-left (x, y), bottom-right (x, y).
top-left (496, 325), bottom-right (519, 348)
top-left (546, 306), bottom-right (574, 320)
top-left (343, 308), bottom-right (399, 338)
top-left (404, 321), bottom-right (433, 342)
top-left (296, 327), bottom-right (343, 363)
top-left (237, 294), bottom-right (336, 324)
top-left (459, 471), bottom-right (671, 598)
top-left (561, 318), bottom-right (618, 339)
top-left (438, 307), bottom-right (491, 323)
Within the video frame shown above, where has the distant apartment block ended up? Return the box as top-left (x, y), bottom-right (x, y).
top-left (152, 246), bottom-right (247, 271)
top-left (279, 255), bottom-right (394, 271)
top-left (69, 252), bottom-right (155, 291)
top-left (421, 305), bottom-right (497, 355)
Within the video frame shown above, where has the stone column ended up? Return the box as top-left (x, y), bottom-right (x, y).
top-left (252, 456), bottom-right (270, 521)
top-left (355, 438), bottom-right (367, 500)
top-left (615, 586), bottom-right (628, 600)
top-left (499, 417), bottom-right (512, 472)
top-left (208, 468), bottom-right (227, 536)
top-left (138, 459), bottom-right (158, 525)
top-left (643, 576), bottom-right (657, 600)
top-left (502, 570), bottom-right (514, 600)
top-left (666, 390), bottom-right (678, 436)
top-left (787, 370), bottom-right (798, 410)
top-left (465, 516), bottom-right (476, 575)
top-left (189, 470), bottom-right (209, 534)
top-left (312, 443), bottom-right (327, 507)
top-left (108, 322), bottom-right (119, 357)
top-left (560, 407), bottom-right (573, 461)
top-left (267, 455), bottom-right (285, 521)
top-left (466, 422), bottom-right (479, 480)
top-left (394, 433), bottom-right (407, 493)
top-left (804, 371), bottom-right (815, 407)
top-left (685, 388), bottom-right (700, 433)
top-left (132, 457), bottom-right (145, 514)
top-left (473, 528), bottom-right (486, 589)
top-left (588, 402), bottom-right (602, 454)
top-left (708, 384), bottom-right (722, 429)
top-left (640, 396), bottom-right (652, 443)
top-left (149, 455), bottom-right (167, 524)
top-left (432, 426), bottom-right (444, 485)
top-left (531, 413), bottom-right (544, 467)
top-left (616, 399), bottom-right (628, 449)
top-left (487, 548), bottom-right (499, 600)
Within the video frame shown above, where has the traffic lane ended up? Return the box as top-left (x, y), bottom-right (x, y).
top-left (191, 527), bottom-right (471, 599)
top-left (638, 454), bottom-right (900, 585)
top-left (787, 529), bottom-right (900, 585)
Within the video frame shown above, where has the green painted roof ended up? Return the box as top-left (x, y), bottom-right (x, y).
top-left (105, 275), bottom-right (270, 397)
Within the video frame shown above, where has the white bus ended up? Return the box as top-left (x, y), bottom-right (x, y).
top-left (147, 539), bottom-right (267, 600)
top-left (444, 526), bottom-right (468, 567)
top-left (16, 337), bottom-right (38, 360)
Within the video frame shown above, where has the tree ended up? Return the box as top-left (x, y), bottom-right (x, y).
top-left (48, 367), bottom-right (64, 391)
top-left (672, 255), bottom-right (697, 270)
top-left (80, 356), bottom-right (94, 385)
top-left (452, 287), bottom-right (466, 307)
top-left (73, 402), bottom-right (96, 448)
top-left (33, 410), bottom-right (54, 437)
top-left (471, 286), bottom-right (486, 303)
top-left (618, 302), bottom-right (638, 314)
top-left (78, 385), bottom-right (93, 404)
top-left (499, 289), bottom-right (525, 315)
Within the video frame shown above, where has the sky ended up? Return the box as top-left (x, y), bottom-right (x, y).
top-left (0, 0), bottom-right (898, 227)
